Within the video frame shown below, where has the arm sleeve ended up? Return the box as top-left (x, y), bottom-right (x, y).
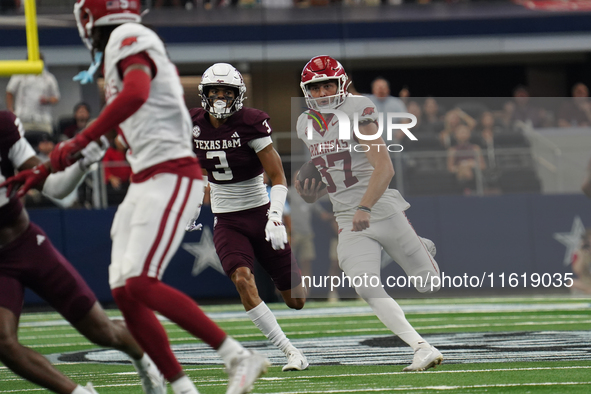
top-left (9, 138), bottom-right (36, 169)
top-left (248, 136), bottom-right (273, 153)
top-left (42, 161), bottom-right (87, 199)
top-left (6, 75), bottom-right (20, 94)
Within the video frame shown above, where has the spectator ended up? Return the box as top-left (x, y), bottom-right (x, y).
top-left (440, 108), bottom-right (476, 148)
top-left (558, 83), bottom-right (591, 127)
top-left (477, 111), bottom-right (504, 147)
top-left (36, 132), bottom-right (55, 161)
top-left (510, 85), bottom-right (545, 129)
top-left (60, 102), bottom-right (92, 140)
top-left (570, 229), bottom-right (591, 295)
top-left (422, 97), bottom-right (444, 134)
top-left (399, 85), bottom-right (410, 106)
top-left (447, 124), bottom-right (486, 194)
top-left (406, 100), bottom-right (428, 135)
top-left (6, 54), bottom-right (60, 145)
top-left (365, 77), bottom-right (407, 115)
top-left (102, 146), bottom-right (131, 206)
top-left (496, 100), bottom-right (516, 131)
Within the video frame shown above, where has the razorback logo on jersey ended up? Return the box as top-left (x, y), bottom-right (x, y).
top-left (361, 107), bottom-right (375, 116)
top-left (120, 36), bottom-right (138, 49)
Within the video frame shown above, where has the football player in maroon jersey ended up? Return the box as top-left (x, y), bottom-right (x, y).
top-left (188, 63), bottom-right (309, 372)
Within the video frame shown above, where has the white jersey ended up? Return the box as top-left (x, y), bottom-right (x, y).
top-left (103, 23), bottom-right (194, 174)
top-left (297, 94), bottom-right (409, 226)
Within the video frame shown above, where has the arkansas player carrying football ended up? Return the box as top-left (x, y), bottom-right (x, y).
top-left (187, 63), bottom-right (309, 372)
top-left (1, 2), bottom-right (268, 394)
top-left (296, 55), bottom-right (444, 372)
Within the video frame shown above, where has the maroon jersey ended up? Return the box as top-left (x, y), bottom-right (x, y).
top-left (190, 107), bottom-right (271, 184)
top-left (0, 111), bottom-right (34, 228)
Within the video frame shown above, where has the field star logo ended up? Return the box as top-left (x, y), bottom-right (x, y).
top-left (553, 216), bottom-right (585, 265)
top-left (181, 227), bottom-right (224, 277)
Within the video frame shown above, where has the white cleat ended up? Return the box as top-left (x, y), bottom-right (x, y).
top-left (282, 348), bottom-right (309, 372)
top-left (84, 382), bottom-right (99, 394)
top-left (420, 237), bottom-right (436, 258)
top-left (403, 345), bottom-right (443, 372)
top-left (133, 356), bottom-right (167, 394)
top-left (226, 350), bottom-right (270, 394)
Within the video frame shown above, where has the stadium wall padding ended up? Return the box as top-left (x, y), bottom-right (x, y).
top-left (24, 193), bottom-right (591, 305)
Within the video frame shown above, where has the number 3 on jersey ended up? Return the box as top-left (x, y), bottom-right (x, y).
top-left (206, 150), bottom-right (233, 181)
top-left (312, 151), bottom-right (358, 193)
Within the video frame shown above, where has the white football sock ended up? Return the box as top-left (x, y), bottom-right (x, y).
top-left (217, 336), bottom-right (247, 368)
top-left (246, 301), bottom-right (293, 354)
top-left (131, 353), bottom-right (154, 374)
top-left (365, 297), bottom-right (429, 351)
top-left (71, 385), bottom-right (93, 394)
top-left (171, 375), bottom-right (199, 394)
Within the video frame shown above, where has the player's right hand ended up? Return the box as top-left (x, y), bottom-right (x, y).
top-left (0, 163), bottom-right (50, 199)
top-left (265, 217), bottom-right (288, 250)
top-left (50, 133), bottom-right (93, 172)
top-left (295, 178), bottom-right (323, 203)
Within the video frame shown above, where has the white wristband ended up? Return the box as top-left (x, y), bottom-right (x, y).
top-left (268, 184), bottom-right (288, 221)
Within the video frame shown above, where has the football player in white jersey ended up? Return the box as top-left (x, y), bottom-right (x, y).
top-left (296, 56), bottom-right (443, 372)
top-left (1, 1), bottom-right (269, 393)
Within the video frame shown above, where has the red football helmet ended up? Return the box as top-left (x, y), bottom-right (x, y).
top-left (300, 55), bottom-right (350, 110)
top-left (74, 0), bottom-right (142, 50)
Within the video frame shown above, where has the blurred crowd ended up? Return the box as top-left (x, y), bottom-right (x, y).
top-left (358, 77), bottom-right (591, 195)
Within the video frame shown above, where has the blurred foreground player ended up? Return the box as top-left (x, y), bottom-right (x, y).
top-left (296, 56), bottom-right (443, 371)
top-left (1, 1), bottom-right (269, 393)
top-left (0, 110), bottom-right (163, 394)
top-left (187, 63), bottom-right (308, 371)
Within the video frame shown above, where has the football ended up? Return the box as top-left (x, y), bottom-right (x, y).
top-left (296, 160), bottom-right (326, 190)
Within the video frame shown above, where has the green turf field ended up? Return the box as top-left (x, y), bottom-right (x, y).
top-left (2, 296), bottom-right (591, 393)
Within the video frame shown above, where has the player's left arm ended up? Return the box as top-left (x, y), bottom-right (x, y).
top-left (257, 143), bottom-right (289, 249)
top-left (353, 121), bottom-right (395, 232)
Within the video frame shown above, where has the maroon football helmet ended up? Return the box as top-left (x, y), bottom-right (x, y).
top-left (74, 0), bottom-right (142, 50)
top-left (300, 55), bottom-right (350, 110)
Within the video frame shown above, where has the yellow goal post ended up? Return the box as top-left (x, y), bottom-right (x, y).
top-left (0, 0), bottom-right (43, 76)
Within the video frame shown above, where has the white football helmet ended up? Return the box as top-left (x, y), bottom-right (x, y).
top-left (199, 63), bottom-right (246, 119)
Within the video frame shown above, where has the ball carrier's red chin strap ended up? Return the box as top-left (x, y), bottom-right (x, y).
top-left (78, 53), bottom-right (153, 144)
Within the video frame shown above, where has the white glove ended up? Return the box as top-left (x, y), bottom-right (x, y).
top-left (185, 208), bottom-right (203, 232)
top-left (265, 215), bottom-right (288, 250)
top-left (79, 136), bottom-right (109, 171)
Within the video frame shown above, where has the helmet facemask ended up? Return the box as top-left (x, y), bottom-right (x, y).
top-left (74, 0), bottom-right (94, 50)
top-left (200, 85), bottom-right (242, 119)
top-left (302, 76), bottom-right (349, 111)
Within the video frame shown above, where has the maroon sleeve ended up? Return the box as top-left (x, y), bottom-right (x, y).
top-left (242, 108), bottom-right (272, 140)
top-left (0, 111), bottom-right (22, 149)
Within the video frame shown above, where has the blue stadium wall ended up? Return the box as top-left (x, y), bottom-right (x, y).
top-left (25, 193), bottom-right (591, 305)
